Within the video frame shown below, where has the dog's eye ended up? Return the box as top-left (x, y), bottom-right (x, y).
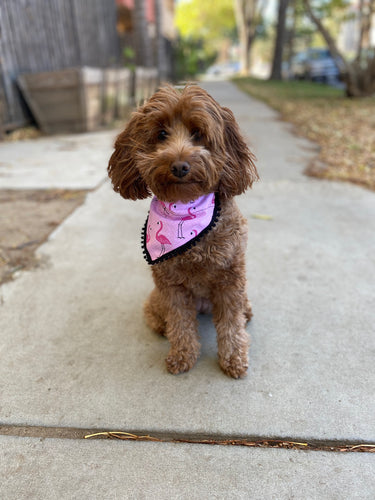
top-left (191, 129), bottom-right (202, 142)
top-left (157, 130), bottom-right (168, 141)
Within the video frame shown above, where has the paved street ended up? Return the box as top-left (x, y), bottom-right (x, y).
top-left (1, 81), bottom-right (374, 499)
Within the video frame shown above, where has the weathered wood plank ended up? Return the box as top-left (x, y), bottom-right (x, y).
top-left (0, 0), bottom-right (119, 131)
top-left (18, 67), bottom-right (103, 134)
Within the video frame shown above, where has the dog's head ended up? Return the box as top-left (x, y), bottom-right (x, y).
top-left (108, 84), bottom-right (258, 203)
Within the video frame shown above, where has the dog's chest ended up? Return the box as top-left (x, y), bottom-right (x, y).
top-left (154, 228), bottom-right (237, 289)
top-left (151, 200), bottom-right (248, 294)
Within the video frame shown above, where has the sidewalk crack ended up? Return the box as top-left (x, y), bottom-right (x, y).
top-left (1, 425), bottom-right (374, 454)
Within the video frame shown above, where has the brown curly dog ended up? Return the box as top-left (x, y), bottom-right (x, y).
top-left (108, 84), bottom-right (258, 378)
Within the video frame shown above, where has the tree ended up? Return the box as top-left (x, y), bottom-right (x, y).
top-left (176, 0), bottom-right (236, 50)
top-left (303, 0), bottom-right (375, 97)
top-left (175, 0), bottom-right (237, 77)
top-left (175, 38), bottom-right (217, 79)
top-left (234, 0), bottom-right (263, 74)
top-left (270, 0), bottom-right (290, 79)
top-left (356, 0), bottom-right (374, 60)
top-left (154, 0), bottom-right (167, 82)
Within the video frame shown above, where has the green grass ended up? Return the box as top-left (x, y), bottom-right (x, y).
top-left (233, 76), bottom-right (344, 102)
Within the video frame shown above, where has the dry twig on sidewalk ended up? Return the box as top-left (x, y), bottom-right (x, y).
top-left (84, 431), bottom-right (375, 453)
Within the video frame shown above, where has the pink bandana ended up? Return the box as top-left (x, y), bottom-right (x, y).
top-left (142, 192), bottom-right (220, 264)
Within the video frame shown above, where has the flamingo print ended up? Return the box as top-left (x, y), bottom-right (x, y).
top-left (155, 220), bottom-right (172, 257)
top-left (178, 206), bottom-right (197, 239)
top-left (160, 201), bottom-right (168, 214)
top-left (144, 194), bottom-right (216, 263)
top-left (160, 201), bottom-right (177, 215)
top-left (160, 201), bottom-right (174, 215)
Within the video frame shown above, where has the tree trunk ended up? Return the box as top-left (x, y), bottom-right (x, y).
top-left (356, 0), bottom-right (374, 60)
top-left (345, 59), bottom-right (375, 98)
top-left (302, 0), bottom-right (347, 69)
top-left (285, 0), bottom-right (297, 67)
top-left (234, 0), bottom-right (259, 75)
top-left (270, 0), bottom-right (290, 80)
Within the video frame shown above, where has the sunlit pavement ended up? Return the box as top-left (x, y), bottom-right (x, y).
top-left (1, 80), bottom-right (374, 499)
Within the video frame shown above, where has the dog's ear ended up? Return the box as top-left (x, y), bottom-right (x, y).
top-left (218, 106), bottom-right (259, 199)
top-left (108, 113), bottom-right (151, 200)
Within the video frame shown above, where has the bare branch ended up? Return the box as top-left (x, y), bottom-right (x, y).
top-left (302, 0), bottom-right (348, 72)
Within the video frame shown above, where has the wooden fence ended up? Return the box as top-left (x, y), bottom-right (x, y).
top-left (0, 0), bottom-right (121, 131)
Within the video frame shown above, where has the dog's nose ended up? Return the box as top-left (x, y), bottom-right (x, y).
top-left (171, 161), bottom-right (190, 178)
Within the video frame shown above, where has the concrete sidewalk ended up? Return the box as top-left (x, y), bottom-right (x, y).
top-left (1, 81), bottom-right (374, 499)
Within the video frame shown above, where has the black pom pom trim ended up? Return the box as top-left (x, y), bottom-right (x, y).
top-left (141, 193), bottom-right (221, 265)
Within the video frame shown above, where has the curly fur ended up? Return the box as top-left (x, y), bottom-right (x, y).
top-left (108, 84), bottom-right (258, 378)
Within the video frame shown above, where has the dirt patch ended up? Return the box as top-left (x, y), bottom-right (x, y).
top-left (0, 189), bottom-right (87, 285)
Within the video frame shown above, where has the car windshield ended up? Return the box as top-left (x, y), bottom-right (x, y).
top-left (294, 52), bottom-right (307, 62)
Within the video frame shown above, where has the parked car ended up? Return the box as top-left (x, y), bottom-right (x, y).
top-left (291, 49), bottom-right (342, 82)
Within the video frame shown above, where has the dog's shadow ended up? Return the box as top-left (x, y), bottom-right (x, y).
top-left (197, 313), bottom-right (217, 356)
top-left (146, 312), bottom-right (219, 373)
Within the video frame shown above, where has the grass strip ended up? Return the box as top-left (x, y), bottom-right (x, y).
top-left (234, 77), bottom-right (375, 191)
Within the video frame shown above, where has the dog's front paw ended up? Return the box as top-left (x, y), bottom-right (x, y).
top-left (166, 349), bottom-right (198, 375)
top-left (219, 352), bottom-right (249, 379)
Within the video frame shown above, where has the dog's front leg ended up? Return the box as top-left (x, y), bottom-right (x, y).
top-left (163, 286), bottom-right (201, 375)
top-left (211, 276), bottom-right (250, 379)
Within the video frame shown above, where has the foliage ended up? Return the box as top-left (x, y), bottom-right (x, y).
top-left (306, 0), bottom-right (350, 16)
top-left (123, 47), bottom-right (136, 71)
top-left (303, 0), bottom-right (375, 96)
top-left (175, 0), bottom-right (237, 47)
top-left (273, 0), bottom-right (345, 59)
top-left (174, 37), bottom-right (217, 80)
top-left (174, 0), bottom-right (237, 79)
top-left (305, 0), bottom-right (351, 44)
top-left (234, 77), bottom-right (375, 189)
top-left (234, 0), bottom-right (264, 73)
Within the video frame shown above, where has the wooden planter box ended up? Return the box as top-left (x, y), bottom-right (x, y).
top-left (18, 67), bottom-right (103, 134)
top-left (133, 67), bottom-right (158, 106)
top-left (116, 68), bottom-right (132, 119)
top-left (143, 68), bottom-right (158, 100)
top-left (133, 67), bottom-right (146, 106)
top-left (102, 68), bottom-right (132, 123)
top-left (102, 68), bottom-right (118, 125)
top-left (18, 66), bottom-right (158, 133)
